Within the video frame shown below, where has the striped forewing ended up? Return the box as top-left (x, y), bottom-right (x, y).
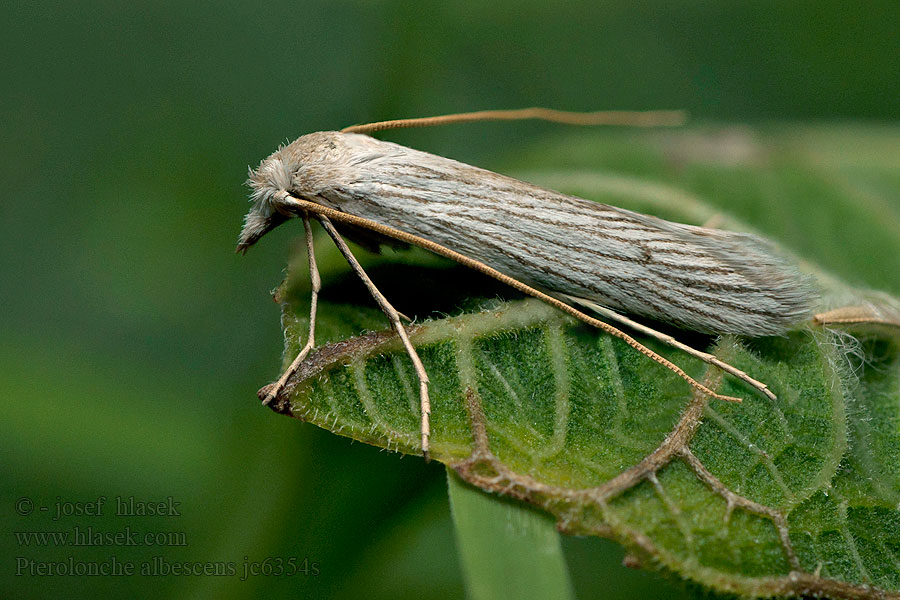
top-left (294, 132), bottom-right (813, 336)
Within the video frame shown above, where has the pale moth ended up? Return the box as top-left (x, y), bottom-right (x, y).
top-left (238, 109), bottom-right (814, 458)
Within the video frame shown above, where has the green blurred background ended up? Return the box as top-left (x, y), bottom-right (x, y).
top-left (2, 1), bottom-right (897, 598)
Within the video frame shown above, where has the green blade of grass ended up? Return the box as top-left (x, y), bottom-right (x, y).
top-left (447, 468), bottom-right (575, 600)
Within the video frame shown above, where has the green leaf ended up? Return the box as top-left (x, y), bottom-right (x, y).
top-left (263, 125), bottom-right (900, 599)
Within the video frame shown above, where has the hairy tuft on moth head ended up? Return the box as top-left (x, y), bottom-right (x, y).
top-left (238, 132), bottom-right (357, 253)
top-left (237, 149), bottom-right (296, 254)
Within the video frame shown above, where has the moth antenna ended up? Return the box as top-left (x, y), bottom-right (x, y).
top-left (341, 108), bottom-right (688, 135)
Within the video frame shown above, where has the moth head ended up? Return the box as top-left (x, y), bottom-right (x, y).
top-left (237, 148), bottom-right (298, 254)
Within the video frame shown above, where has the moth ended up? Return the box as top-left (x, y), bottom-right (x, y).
top-left (238, 108), bottom-right (815, 458)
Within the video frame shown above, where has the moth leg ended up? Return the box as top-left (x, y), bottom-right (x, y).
top-left (563, 295), bottom-right (776, 402)
top-left (262, 213), bottom-right (321, 406)
top-left (315, 215), bottom-right (432, 459)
